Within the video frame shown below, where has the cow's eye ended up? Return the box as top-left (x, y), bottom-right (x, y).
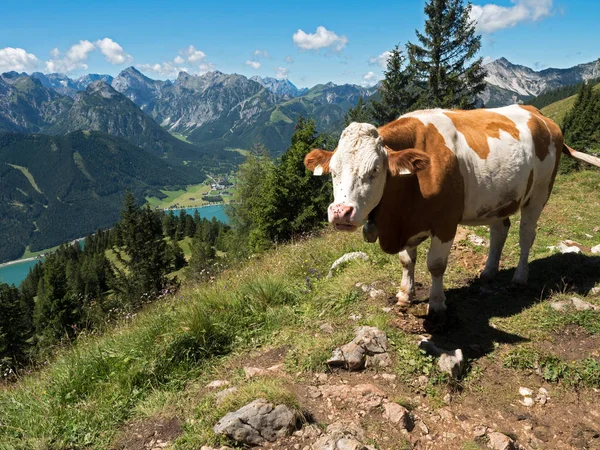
top-left (369, 167), bottom-right (378, 180)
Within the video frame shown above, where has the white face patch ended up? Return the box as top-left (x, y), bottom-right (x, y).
top-left (313, 165), bottom-right (324, 176)
top-left (329, 122), bottom-right (388, 225)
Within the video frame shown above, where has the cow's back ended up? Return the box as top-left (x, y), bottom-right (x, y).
top-left (401, 105), bottom-right (562, 225)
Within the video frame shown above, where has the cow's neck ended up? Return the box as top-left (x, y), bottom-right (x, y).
top-left (373, 174), bottom-right (427, 254)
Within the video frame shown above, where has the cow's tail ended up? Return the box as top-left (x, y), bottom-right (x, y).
top-left (562, 144), bottom-right (600, 168)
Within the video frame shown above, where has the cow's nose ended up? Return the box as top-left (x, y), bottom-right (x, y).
top-left (330, 203), bottom-right (354, 222)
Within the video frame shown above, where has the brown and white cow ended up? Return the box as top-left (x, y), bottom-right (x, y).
top-left (304, 104), bottom-right (600, 320)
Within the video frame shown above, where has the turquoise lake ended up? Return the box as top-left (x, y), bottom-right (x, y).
top-left (0, 204), bottom-right (228, 288)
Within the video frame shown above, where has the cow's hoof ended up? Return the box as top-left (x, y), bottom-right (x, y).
top-left (510, 274), bottom-right (528, 287)
top-left (396, 291), bottom-right (413, 308)
top-left (480, 268), bottom-right (497, 282)
top-left (424, 307), bottom-right (447, 332)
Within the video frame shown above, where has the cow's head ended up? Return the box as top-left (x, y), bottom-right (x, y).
top-left (304, 122), bottom-right (429, 232)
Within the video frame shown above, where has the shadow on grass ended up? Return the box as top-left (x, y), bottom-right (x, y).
top-left (427, 253), bottom-right (600, 360)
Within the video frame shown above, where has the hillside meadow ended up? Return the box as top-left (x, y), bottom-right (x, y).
top-left (0, 170), bottom-right (599, 449)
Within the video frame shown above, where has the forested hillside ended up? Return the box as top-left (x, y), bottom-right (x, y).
top-left (0, 131), bottom-right (199, 262)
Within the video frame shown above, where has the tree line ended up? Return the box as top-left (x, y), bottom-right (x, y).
top-left (0, 197), bottom-right (228, 371)
top-left (347, 0), bottom-right (487, 126)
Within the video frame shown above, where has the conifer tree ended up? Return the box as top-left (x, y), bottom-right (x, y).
top-left (370, 45), bottom-right (416, 126)
top-left (344, 96), bottom-right (372, 126)
top-left (407, 0), bottom-right (486, 109)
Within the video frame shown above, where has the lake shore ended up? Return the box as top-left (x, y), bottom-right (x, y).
top-left (0, 256), bottom-right (40, 269)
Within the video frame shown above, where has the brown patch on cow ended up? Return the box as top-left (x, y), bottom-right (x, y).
top-left (527, 114), bottom-right (551, 161)
top-left (520, 105), bottom-right (565, 201)
top-left (374, 119), bottom-right (464, 253)
top-left (304, 149), bottom-right (333, 174)
top-left (444, 109), bottom-right (520, 159)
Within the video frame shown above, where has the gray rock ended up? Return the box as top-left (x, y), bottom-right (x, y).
top-left (557, 242), bottom-right (581, 254)
top-left (487, 431), bottom-right (516, 450)
top-left (419, 339), bottom-right (464, 378)
top-left (383, 403), bottom-right (412, 430)
top-left (206, 380), bottom-right (229, 389)
top-left (550, 300), bottom-right (569, 311)
top-left (592, 244), bottom-right (600, 254)
top-left (215, 387), bottom-right (238, 405)
top-left (327, 327), bottom-right (390, 371)
top-left (313, 422), bottom-right (376, 450)
top-left (213, 398), bottom-right (297, 445)
top-left (571, 297), bottom-right (600, 311)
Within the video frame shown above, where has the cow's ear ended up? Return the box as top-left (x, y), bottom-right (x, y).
top-left (304, 149), bottom-right (333, 176)
top-left (387, 149), bottom-right (430, 176)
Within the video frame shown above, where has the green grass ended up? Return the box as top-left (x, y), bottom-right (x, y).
top-left (1, 170), bottom-right (599, 449)
top-left (6, 163), bottom-right (43, 194)
top-left (169, 132), bottom-right (191, 143)
top-left (146, 183), bottom-right (234, 209)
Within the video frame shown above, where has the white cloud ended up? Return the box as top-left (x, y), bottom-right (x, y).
top-left (0, 47), bottom-right (39, 73)
top-left (246, 60), bottom-right (261, 70)
top-left (253, 49), bottom-right (270, 58)
top-left (285, 55), bottom-right (294, 64)
top-left (95, 38), bottom-right (132, 65)
top-left (293, 26), bottom-right (348, 52)
top-left (197, 62), bottom-right (216, 74)
top-left (275, 66), bottom-right (289, 79)
top-left (138, 62), bottom-right (188, 78)
top-left (45, 40), bottom-right (95, 73)
top-left (368, 51), bottom-right (392, 69)
top-left (181, 45), bottom-right (207, 63)
top-left (470, 0), bottom-right (553, 33)
top-left (361, 71), bottom-right (379, 87)
top-left (173, 56), bottom-right (185, 64)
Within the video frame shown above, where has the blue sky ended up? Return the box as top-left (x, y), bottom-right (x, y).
top-left (0, 0), bottom-right (597, 88)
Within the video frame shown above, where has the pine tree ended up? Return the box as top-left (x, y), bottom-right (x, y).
top-left (344, 96), bottom-right (372, 126)
top-left (406, 0), bottom-right (486, 109)
top-left (370, 45), bottom-right (416, 126)
top-left (111, 193), bottom-right (169, 303)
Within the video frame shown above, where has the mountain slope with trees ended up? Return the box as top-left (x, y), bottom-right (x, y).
top-left (0, 130), bottom-right (198, 262)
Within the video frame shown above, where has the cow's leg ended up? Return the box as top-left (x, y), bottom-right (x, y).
top-left (427, 236), bottom-right (454, 320)
top-left (481, 218), bottom-right (511, 281)
top-left (396, 247), bottom-right (417, 306)
top-left (512, 202), bottom-right (545, 286)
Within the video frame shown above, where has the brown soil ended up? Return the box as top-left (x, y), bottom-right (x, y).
top-left (112, 417), bottom-right (182, 450)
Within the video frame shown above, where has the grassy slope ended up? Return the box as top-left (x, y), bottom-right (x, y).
top-left (1, 170), bottom-right (599, 449)
top-left (146, 183), bottom-right (234, 209)
top-left (541, 82), bottom-right (600, 125)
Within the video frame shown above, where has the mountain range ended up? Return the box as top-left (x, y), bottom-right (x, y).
top-left (1, 56), bottom-right (599, 262)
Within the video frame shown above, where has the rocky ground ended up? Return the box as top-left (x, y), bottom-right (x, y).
top-left (114, 248), bottom-right (600, 450)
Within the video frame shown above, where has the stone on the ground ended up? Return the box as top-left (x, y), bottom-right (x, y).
top-left (571, 297), bottom-right (600, 311)
top-left (383, 403), bottom-right (412, 430)
top-left (550, 297), bottom-right (599, 312)
top-left (201, 447), bottom-right (231, 450)
top-left (419, 339), bottom-right (464, 377)
top-left (518, 387), bottom-right (532, 396)
top-left (213, 398), bottom-right (297, 445)
top-left (205, 380), bottom-right (229, 389)
top-left (536, 387), bottom-right (549, 405)
top-left (327, 252), bottom-right (370, 278)
top-left (327, 327), bottom-right (390, 371)
top-left (557, 241), bottom-right (582, 254)
top-left (312, 422), bottom-right (376, 450)
top-left (487, 431), bottom-right (516, 450)
top-left (592, 244), bottom-right (600, 254)
top-left (468, 234), bottom-right (487, 246)
top-left (550, 300), bottom-right (569, 311)
top-left (215, 387), bottom-right (238, 405)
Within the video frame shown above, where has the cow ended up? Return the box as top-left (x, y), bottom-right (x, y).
top-left (304, 104), bottom-right (600, 322)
